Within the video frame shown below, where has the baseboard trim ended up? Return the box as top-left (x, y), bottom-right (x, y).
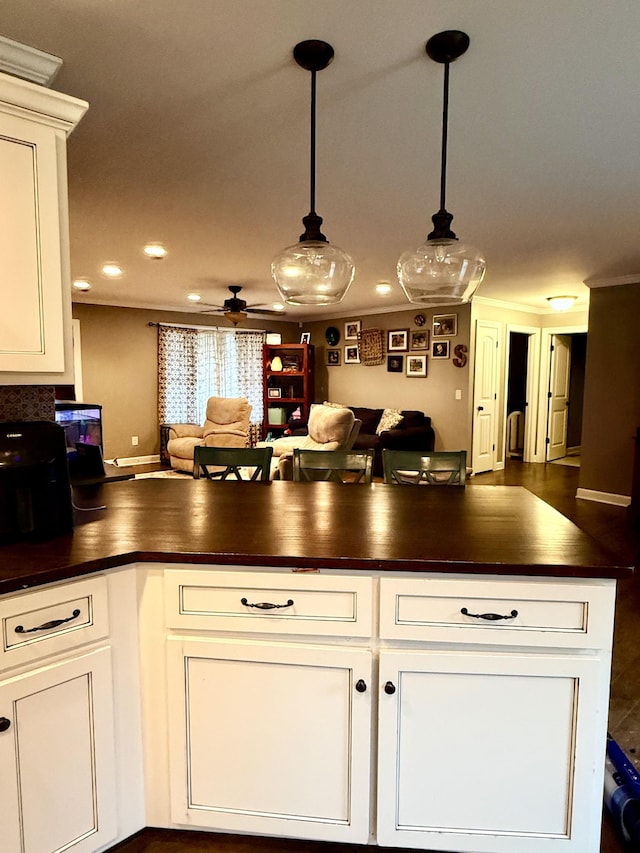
top-left (108, 454), bottom-right (161, 468)
top-left (576, 488), bottom-right (631, 507)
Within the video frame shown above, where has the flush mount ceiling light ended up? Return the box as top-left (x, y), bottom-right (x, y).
top-left (397, 31), bottom-right (485, 307)
top-left (547, 295), bottom-right (578, 311)
top-left (376, 281), bottom-right (393, 295)
top-left (101, 262), bottom-right (123, 277)
top-left (143, 243), bottom-right (167, 259)
top-left (72, 279), bottom-right (92, 291)
top-left (187, 293), bottom-right (202, 302)
top-left (271, 39), bottom-right (355, 306)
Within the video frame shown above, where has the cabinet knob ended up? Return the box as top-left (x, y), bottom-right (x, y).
top-left (355, 679), bottom-right (367, 693)
top-left (0, 717), bottom-right (11, 733)
top-left (383, 681), bottom-right (396, 695)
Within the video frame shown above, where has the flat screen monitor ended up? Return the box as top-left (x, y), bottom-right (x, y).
top-left (54, 402), bottom-right (104, 479)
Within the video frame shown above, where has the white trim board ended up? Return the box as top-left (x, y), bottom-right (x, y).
top-left (576, 488), bottom-right (631, 508)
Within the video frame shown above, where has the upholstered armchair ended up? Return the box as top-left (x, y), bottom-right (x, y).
top-left (275, 403), bottom-right (361, 480)
top-left (167, 396), bottom-right (252, 473)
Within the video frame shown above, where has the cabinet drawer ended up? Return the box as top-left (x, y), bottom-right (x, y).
top-left (0, 576), bottom-right (109, 668)
top-left (380, 576), bottom-right (616, 650)
top-left (165, 568), bottom-right (373, 637)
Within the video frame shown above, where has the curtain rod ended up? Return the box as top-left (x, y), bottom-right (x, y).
top-left (147, 321), bottom-right (267, 333)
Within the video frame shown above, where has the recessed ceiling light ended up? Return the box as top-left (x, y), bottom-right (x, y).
top-left (101, 263), bottom-right (123, 277)
top-left (72, 279), bottom-right (92, 291)
top-left (546, 295), bottom-right (577, 311)
top-left (143, 243), bottom-right (167, 259)
top-left (376, 281), bottom-right (392, 295)
top-left (187, 293), bottom-right (202, 302)
top-left (272, 302), bottom-right (285, 311)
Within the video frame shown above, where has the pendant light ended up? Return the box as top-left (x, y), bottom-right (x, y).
top-left (397, 31), bottom-right (485, 306)
top-left (272, 40), bottom-right (355, 306)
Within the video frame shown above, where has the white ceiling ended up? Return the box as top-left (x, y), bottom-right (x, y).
top-left (3, 0), bottom-right (640, 321)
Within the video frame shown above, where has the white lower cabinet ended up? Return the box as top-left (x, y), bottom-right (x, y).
top-left (376, 649), bottom-right (607, 852)
top-left (166, 637), bottom-right (373, 843)
top-left (0, 646), bottom-right (118, 853)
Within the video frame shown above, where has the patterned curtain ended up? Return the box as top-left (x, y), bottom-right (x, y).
top-left (236, 330), bottom-right (266, 445)
top-left (158, 324), bottom-right (265, 443)
top-left (158, 326), bottom-right (198, 423)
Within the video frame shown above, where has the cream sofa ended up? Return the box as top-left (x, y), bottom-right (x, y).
top-left (260, 403), bottom-right (361, 480)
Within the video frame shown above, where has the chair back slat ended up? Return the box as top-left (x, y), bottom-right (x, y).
top-left (382, 449), bottom-right (467, 486)
top-left (292, 448), bottom-right (375, 484)
top-left (194, 446), bottom-right (273, 481)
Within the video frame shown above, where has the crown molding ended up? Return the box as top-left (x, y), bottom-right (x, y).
top-left (0, 36), bottom-right (62, 87)
top-left (584, 274), bottom-right (640, 289)
top-left (0, 71), bottom-right (88, 134)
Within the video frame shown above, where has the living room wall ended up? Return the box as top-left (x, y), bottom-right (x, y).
top-left (301, 304), bottom-right (473, 452)
top-left (72, 303), bottom-right (299, 460)
top-left (579, 281), bottom-right (640, 500)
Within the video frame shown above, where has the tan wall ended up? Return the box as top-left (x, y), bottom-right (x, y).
top-left (302, 305), bottom-right (473, 452)
top-left (579, 283), bottom-right (640, 498)
top-left (72, 304), bottom-right (298, 460)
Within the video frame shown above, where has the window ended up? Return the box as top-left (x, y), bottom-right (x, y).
top-left (157, 325), bottom-right (265, 441)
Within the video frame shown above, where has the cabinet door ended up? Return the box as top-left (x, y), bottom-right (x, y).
top-left (167, 637), bottom-right (372, 843)
top-left (377, 649), bottom-right (608, 852)
top-left (0, 647), bottom-right (117, 853)
top-left (0, 111), bottom-right (67, 374)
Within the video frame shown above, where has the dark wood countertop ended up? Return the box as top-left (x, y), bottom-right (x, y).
top-left (0, 480), bottom-right (632, 595)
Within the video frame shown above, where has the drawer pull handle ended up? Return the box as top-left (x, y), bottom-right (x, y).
top-left (384, 681), bottom-right (396, 695)
top-left (355, 679), bottom-right (367, 693)
top-left (460, 607), bottom-right (518, 621)
top-left (240, 598), bottom-right (294, 610)
top-left (0, 717), bottom-right (11, 733)
top-left (14, 608), bottom-right (82, 634)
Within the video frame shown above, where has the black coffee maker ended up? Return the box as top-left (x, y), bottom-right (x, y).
top-left (0, 421), bottom-right (74, 543)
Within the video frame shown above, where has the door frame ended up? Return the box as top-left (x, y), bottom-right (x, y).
top-left (535, 323), bottom-right (587, 463)
top-left (501, 325), bottom-right (542, 464)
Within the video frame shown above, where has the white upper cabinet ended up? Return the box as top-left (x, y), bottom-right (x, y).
top-left (0, 71), bottom-right (87, 382)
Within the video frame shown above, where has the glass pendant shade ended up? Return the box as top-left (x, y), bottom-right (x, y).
top-left (398, 237), bottom-right (485, 306)
top-left (272, 239), bottom-right (355, 306)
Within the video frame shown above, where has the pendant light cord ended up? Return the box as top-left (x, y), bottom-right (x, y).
top-left (439, 60), bottom-right (450, 212)
top-left (309, 67), bottom-right (317, 215)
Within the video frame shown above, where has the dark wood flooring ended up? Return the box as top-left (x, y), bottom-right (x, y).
top-left (108, 460), bottom-right (640, 853)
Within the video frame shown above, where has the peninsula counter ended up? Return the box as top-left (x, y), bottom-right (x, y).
top-left (0, 480), bottom-right (632, 853)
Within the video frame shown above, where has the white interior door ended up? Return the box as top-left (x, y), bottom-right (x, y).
top-left (547, 334), bottom-right (571, 461)
top-left (472, 321), bottom-right (500, 473)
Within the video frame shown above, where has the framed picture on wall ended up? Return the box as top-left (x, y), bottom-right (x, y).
top-left (345, 345), bottom-right (360, 364)
top-left (433, 314), bottom-right (457, 337)
top-left (432, 340), bottom-right (450, 359)
top-left (300, 331), bottom-right (311, 344)
top-left (326, 349), bottom-right (341, 366)
top-left (387, 329), bottom-right (409, 352)
top-left (267, 387), bottom-right (282, 398)
top-left (344, 320), bottom-right (361, 341)
top-left (410, 330), bottom-right (429, 350)
top-left (406, 354), bottom-right (427, 377)
top-left (387, 355), bottom-right (404, 373)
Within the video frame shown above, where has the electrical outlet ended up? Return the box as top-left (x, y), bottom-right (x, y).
top-left (131, 435), bottom-right (139, 446)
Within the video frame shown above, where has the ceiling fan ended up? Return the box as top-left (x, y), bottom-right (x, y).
top-left (199, 286), bottom-right (286, 326)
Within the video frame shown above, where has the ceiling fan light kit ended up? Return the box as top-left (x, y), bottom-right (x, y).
top-left (271, 39), bottom-right (355, 306)
top-left (397, 30), bottom-right (485, 307)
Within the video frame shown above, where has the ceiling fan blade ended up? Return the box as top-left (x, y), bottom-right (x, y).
top-left (246, 307), bottom-right (287, 315)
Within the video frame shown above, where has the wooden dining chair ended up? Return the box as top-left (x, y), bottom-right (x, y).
top-left (382, 449), bottom-right (467, 486)
top-left (193, 445), bottom-right (273, 481)
top-left (292, 448), bottom-right (375, 484)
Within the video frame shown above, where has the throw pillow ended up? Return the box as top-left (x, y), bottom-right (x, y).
top-left (376, 408), bottom-right (404, 435)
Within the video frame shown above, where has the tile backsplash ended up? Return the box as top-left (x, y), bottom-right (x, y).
top-left (0, 386), bottom-right (56, 422)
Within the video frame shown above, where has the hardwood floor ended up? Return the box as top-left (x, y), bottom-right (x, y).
top-left (108, 461), bottom-right (640, 853)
